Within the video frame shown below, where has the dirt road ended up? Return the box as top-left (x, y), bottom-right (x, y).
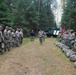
top-left (0, 38), bottom-right (76, 75)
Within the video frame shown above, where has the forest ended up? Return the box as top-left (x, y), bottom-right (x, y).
top-left (61, 0), bottom-right (76, 31)
top-left (0, 0), bottom-right (76, 36)
top-left (0, 0), bottom-right (56, 36)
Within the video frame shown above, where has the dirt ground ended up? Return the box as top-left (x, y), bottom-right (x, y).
top-left (0, 38), bottom-right (76, 75)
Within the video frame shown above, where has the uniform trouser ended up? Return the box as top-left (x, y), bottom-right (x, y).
top-left (43, 36), bottom-right (45, 41)
top-left (39, 37), bottom-right (43, 44)
top-left (0, 42), bottom-right (2, 52)
top-left (4, 40), bottom-right (10, 50)
top-left (18, 37), bottom-right (21, 44)
top-left (12, 37), bottom-right (18, 47)
top-left (31, 36), bottom-right (34, 41)
top-left (20, 37), bottom-right (23, 44)
top-left (12, 38), bottom-right (15, 47)
top-left (15, 37), bottom-right (20, 46)
top-left (9, 38), bottom-right (13, 47)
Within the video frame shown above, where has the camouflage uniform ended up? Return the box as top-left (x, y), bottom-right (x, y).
top-left (11, 29), bottom-right (16, 47)
top-left (4, 27), bottom-right (10, 51)
top-left (7, 28), bottom-right (13, 48)
top-left (15, 30), bottom-right (20, 46)
top-left (0, 26), bottom-right (4, 53)
top-left (69, 31), bottom-right (75, 48)
top-left (38, 30), bottom-right (44, 44)
top-left (69, 32), bottom-right (75, 40)
top-left (20, 30), bottom-right (23, 43)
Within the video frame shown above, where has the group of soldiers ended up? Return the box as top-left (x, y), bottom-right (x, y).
top-left (30, 29), bottom-right (46, 44)
top-left (0, 26), bottom-right (23, 54)
top-left (59, 30), bottom-right (76, 49)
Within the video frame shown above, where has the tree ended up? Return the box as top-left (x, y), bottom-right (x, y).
top-left (0, 0), bottom-right (11, 26)
top-left (61, 0), bottom-right (76, 31)
top-left (0, 0), bottom-right (56, 36)
top-left (38, 0), bottom-right (56, 29)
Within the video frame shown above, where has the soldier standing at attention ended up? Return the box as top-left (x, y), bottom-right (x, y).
top-left (16, 29), bottom-right (21, 45)
top-left (0, 26), bottom-right (4, 54)
top-left (20, 29), bottom-right (23, 44)
top-left (7, 27), bottom-right (12, 48)
top-left (4, 26), bottom-right (10, 51)
top-left (11, 29), bottom-right (16, 47)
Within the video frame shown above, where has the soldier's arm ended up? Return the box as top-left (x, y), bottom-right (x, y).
top-left (1, 32), bottom-right (4, 41)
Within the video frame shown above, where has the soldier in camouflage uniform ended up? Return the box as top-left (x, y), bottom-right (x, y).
top-left (11, 29), bottom-right (16, 47)
top-left (38, 29), bottom-right (44, 44)
top-left (20, 29), bottom-right (23, 44)
top-left (7, 27), bottom-right (12, 48)
top-left (15, 29), bottom-right (21, 45)
top-left (0, 26), bottom-right (4, 54)
top-left (4, 26), bottom-right (10, 51)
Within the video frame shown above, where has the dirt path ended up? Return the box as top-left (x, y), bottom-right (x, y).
top-left (0, 38), bottom-right (76, 75)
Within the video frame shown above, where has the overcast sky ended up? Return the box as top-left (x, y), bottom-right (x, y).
top-left (51, 0), bottom-right (63, 27)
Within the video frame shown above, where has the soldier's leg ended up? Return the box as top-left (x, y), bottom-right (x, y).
top-left (39, 37), bottom-right (42, 44)
top-left (31, 36), bottom-right (32, 41)
top-left (12, 38), bottom-right (14, 47)
top-left (19, 38), bottom-right (21, 44)
top-left (4, 43), bottom-right (6, 52)
top-left (21, 37), bottom-right (23, 44)
top-left (15, 37), bottom-right (19, 47)
top-left (0, 42), bottom-right (3, 54)
top-left (18, 38), bottom-right (20, 44)
top-left (33, 36), bottom-right (34, 41)
top-left (43, 36), bottom-right (45, 41)
top-left (7, 40), bottom-right (10, 51)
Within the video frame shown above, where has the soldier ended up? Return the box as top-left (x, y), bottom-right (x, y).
top-left (15, 29), bottom-right (21, 46)
top-left (69, 30), bottom-right (75, 41)
top-left (7, 27), bottom-right (12, 48)
top-left (20, 29), bottom-right (23, 44)
top-left (4, 26), bottom-right (10, 51)
top-left (30, 30), bottom-right (35, 41)
top-left (38, 29), bottom-right (44, 44)
top-left (68, 30), bottom-right (75, 49)
top-left (11, 29), bottom-right (16, 47)
top-left (0, 26), bottom-right (4, 54)
top-left (61, 32), bottom-right (66, 44)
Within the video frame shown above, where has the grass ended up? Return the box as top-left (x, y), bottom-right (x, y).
top-left (0, 38), bottom-right (76, 75)
top-left (22, 37), bottom-right (38, 45)
top-left (22, 38), bottom-right (31, 44)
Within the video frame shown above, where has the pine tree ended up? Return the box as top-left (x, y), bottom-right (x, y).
top-left (0, 0), bottom-right (11, 26)
top-left (61, 0), bottom-right (76, 31)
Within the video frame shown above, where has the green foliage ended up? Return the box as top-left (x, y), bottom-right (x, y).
top-left (39, 0), bottom-right (56, 29)
top-left (0, 0), bottom-right (11, 26)
top-left (0, 0), bottom-right (56, 36)
top-left (61, 0), bottom-right (76, 31)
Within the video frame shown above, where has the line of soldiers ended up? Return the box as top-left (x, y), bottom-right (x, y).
top-left (59, 30), bottom-right (76, 49)
top-left (0, 26), bottom-right (23, 54)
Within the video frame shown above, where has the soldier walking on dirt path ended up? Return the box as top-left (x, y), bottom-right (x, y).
top-left (38, 29), bottom-right (44, 44)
